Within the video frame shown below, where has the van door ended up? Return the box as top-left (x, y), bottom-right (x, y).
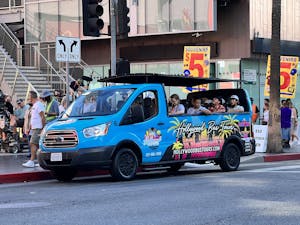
top-left (119, 90), bottom-right (170, 163)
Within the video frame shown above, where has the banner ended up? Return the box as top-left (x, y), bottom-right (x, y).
top-left (183, 46), bottom-right (210, 92)
top-left (264, 55), bottom-right (298, 98)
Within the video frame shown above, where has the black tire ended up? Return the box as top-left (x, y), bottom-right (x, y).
top-left (219, 143), bottom-right (240, 171)
top-left (111, 148), bottom-right (138, 181)
top-left (9, 145), bottom-right (20, 154)
top-left (51, 168), bottom-right (77, 182)
top-left (167, 164), bottom-right (183, 173)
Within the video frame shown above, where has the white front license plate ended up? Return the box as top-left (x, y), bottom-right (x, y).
top-left (50, 153), bottom-right (62, 162)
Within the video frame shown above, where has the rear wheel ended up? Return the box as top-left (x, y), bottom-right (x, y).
top-left (219, 143), bottom-right (240, 171)
top-left (51, 168), bottom-right (77, 182)
top-left (111, 148), bottom-right (138, 181)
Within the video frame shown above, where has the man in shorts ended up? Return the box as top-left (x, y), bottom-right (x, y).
top-left (22, 91), bottom-right (46, 168)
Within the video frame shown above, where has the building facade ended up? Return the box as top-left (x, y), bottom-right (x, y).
top-left (3, 0), bottom-right (300, 121)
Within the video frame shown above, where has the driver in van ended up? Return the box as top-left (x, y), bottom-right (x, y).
top-left (227, 95), bottom-right (244, 113)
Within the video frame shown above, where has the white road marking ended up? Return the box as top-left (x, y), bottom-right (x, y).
top-left (243, 165), bottom-right (300, 172)
top-left (0, 202), bottom-right (51, 209)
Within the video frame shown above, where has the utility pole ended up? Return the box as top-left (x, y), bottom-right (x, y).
top-left (110, 0), bottom-right (117, 77)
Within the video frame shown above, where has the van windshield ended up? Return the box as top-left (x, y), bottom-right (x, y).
top-left (61, 88), bottom-right (135, 118)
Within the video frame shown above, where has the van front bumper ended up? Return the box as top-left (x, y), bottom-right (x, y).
top-left (37, 146), bottom-right (115, 170)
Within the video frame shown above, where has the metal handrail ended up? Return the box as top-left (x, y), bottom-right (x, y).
top-left (1, 23), bottom-right (19, 45)
top-left (58, 68), bottom-right (75, 83)
top-left (0, 47), bottom-right (38, 95)
top-left (32, 45), bottom-right (67, 84)
top-left (80, 59), bottom-right (103, 79)
top-left (0, 23), bottom-right (22, 65)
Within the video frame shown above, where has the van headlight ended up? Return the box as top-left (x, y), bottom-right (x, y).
top-left (83, 123), bottom-right (110, 138)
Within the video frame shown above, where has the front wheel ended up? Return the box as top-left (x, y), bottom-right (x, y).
top-left (111, 148), bottom-right (138, 181)
top-left (219, 143), bottom-right (240, 172)
top-left (51, 168), bottom-right (77, 182)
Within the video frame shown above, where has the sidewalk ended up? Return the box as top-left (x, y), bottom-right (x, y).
top-left (1, 143), bottom-right (300, 184)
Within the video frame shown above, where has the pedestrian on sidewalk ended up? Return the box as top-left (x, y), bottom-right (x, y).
top-left (22, 91), bottom-right (46, 168)
top-left (262, 100), bottom-right (269, 125)
top-left (14, 99), bottom-right (29, 128)
top-left (250, 97), bottom-right (259, 124)
top-left (290, 101), bottom-right (299, 144)
top-left (59, 96), bottom-right (67, 115)
top-left (281, 101), bottom-right (292, 148)
top-left (41, 90), bottom-right (59, 124)
top-left (23, 101), bottom-right (33, 158)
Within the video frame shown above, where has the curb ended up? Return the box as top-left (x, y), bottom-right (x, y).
top-left (0, 170), bottom-right (110, 184)
top-left (0, 171), bottom-right (52, 184)
top-left (263, 153), bottom-right (300, 162)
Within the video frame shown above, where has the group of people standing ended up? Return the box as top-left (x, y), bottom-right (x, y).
top-left (22, 89), bottom-right (64, 167)
top-left (251, 97), bottom-right (299, 148)
top-left (280, 99), bottom-right (299, 148)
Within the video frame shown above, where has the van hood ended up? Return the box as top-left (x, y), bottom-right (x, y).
top-left (46, 116), bottom-right (115, 131)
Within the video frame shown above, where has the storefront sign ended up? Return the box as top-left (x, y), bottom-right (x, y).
top-left (243, 69), bottom-right (257, 82)
top-left (183, 46), bottom-right (210, 92)
top-left (264, 55), bottom-right (298, 98)
top-left (253, 125), bottom-right (268, 153)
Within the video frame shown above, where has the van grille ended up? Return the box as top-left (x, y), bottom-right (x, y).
top-left (43, 130), bottom-right (78, 148)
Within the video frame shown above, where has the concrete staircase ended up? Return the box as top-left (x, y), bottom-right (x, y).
top-left (0, 45), bottom-right (53, 102)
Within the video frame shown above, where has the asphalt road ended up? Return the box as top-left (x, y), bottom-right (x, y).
top-left (1, 161), bottom-right (300, 225)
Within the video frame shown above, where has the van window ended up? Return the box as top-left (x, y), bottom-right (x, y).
top-left (120, 91), bottom-right (158, 125)
top-left (62, 88), bottom-right (135, 118)
top-left (143, 91), bottom-right (158, 120)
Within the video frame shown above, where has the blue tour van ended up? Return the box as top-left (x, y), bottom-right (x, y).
top-left (37, 74), bottom-right (255, 181)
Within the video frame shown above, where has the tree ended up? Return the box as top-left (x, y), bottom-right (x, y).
top-left (267, 0), bottom-right (282, 153)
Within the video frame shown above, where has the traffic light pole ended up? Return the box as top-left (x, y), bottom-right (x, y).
top-left (110, 0), bottom-right (117, 77)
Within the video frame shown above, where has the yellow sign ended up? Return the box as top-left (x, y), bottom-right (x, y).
top-left (183, 46), bottom-right (210, 92)
top-left (264, 55), bottom-right (298, 98)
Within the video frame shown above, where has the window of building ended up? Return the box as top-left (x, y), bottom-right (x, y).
top-left (25, 0), bottom-right (216, 43)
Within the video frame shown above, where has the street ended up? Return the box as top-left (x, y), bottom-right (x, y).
top-left (1, 161), bottom-right (300, 225)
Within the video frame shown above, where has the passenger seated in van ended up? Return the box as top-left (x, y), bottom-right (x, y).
top-left (187, 97), bottom-right (211, 115)
top-left (203, 98), bottom-right (214, 111)
top-left (169, 94), bottom-right (185, 115)
top-left (227, 95), bottom-right (244, 113)
top-left (211, 96), bottom-right (226, 113)
top-left (83, 96), bottom-right (96, 114)
top-left (117, 92), bottom-right (129, 110)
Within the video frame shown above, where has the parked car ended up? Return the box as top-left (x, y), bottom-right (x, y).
top-left (37, 74), bottom-right (255, 181)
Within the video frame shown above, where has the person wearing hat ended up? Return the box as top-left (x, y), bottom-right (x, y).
top-left (14, 98), bottom-right (29, 128)
top-left (211, 96), bottom-right (226, 113)
top-left (227, 95), bottom-right (244, 113)
top-left (41, 90), bottom-right (59, 123)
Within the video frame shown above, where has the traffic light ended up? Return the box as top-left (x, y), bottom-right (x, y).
top-left (117, 0), bottom-right (130, 38)
top-left (82, 0), bottom-right (104, 37)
